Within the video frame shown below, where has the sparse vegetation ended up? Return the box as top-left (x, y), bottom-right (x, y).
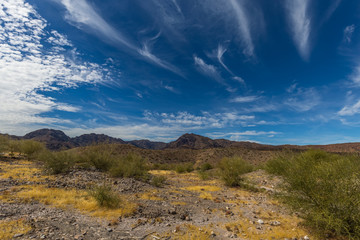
top-left (110, 153), bottom-right (148, 179)
top-left (37, 150), bottom-right (76, 174)
top-left (0, 135), bottom-right (9, 154)
top-left (89, 184), bottom-right (121, 209)
top-left (175, 162), bottom-right (194, 173)
top-left (79, 144), bottom-right (115, 171)
top-left (199, 162), bottom-right (213, 172)
top-left (18, 140), bottom-right (45, 159)
top-left (151, 175), bottom-right (167, 187)
top-left (266, 150), bottom-right (360, 239)
top-left (218, 156), bottom-right (253, 187)
top-left (197, 170), bottom-right (210, 180)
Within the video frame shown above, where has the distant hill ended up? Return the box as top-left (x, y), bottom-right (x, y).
top-left (166, 133), bottom-right (222, 149)
top-left (72, 133), bottom-right (126, 147)
top-left (7, 129), bottom-right (360, 156)
top-left (128, 140), bottom-right (167, 150)
top-left (23, 129), bottom-right (74, 150)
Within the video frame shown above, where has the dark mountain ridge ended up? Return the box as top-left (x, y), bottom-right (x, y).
top-left (4, 128), bottom-right (360, 153)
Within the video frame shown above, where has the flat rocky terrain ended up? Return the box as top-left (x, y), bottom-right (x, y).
top-left (0, 157), bottom-right (314, 240)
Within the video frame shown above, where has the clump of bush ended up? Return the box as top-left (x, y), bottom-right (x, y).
top-left (0, 135), bottom-right (9, 154)
top-left (89, 184), bottom-right (121, 209)
top-left (150, 175), bottom-right (167, 187)
top-left (37, 150), bottom-right (77, 174)
top-left (19, 140), bottom-right (45, 159)
top-left (266, 150), bottom-right (360, 239)
top-left (110, 153), bottom-right (148, 180)
top-left (218, 156), bottom-right (253, 187)
top-left (199, 162), bottom-right (213, 172)
top-left (79, 144), bottom-right (115, 171)
top-left (175, 162), bottom-right (194, 173)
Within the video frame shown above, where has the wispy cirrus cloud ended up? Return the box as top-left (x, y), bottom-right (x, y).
top-left (0, 0), bottom-right (109, 134)
top-left (285, 84), bottom-right (320, 111)
top-left (229, 0), bottom-right (255, 57)
top-left (144, 111), bottom-right (255, 129)
top-left (285, 0), bottom-right (312, 60)
top-left (343, 24), bottom-right (355, 44)
top-left (338, 100), bottom-right (360, 116)
top-left (194, 56), bottom-right (222, 82)
top-left (56, 0), bottom-right (182, 75)
top-left (230, 95), bottom-right (260, 103)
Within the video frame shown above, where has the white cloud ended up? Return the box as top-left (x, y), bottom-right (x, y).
top-left (343, 24), bottom-right (355, 43)
top-left (233, 76), bottom-right (245, 85)
top-left (57, 0), bottom-right (135, 50)
top-left (338, 100), bottom-right (360, 116)
top-left (145, 111), bottom-right (255, 129)
top-left (229, 0), bottom-right (255, 57)
top-left (285, 0), bottom-right (311, 60)
top-left (0, 0), bottom-right (108, 132)
top-left (230, 95), bottom-right (260, 103)
top-left (194, 56), bottom-right (222, 82)
top-left (138, 41), bottom-right (182, 76)
top-left (56, 0), bottom-right (182, 75)
top-left (285, 85), bottom-right (320, 111)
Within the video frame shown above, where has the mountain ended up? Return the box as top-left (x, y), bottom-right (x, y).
top-left (23, 129), bottom-right (73, 150)
top-left (166, 133), bottom-right (223, 149)
top-left (128, 140), bottom-right (167, 150)
top-left (72, 133), bottom-right (126, 147)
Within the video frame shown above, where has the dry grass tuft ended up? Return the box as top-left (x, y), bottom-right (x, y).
top-left (0, 218), bottom-right (32, 240)
top-left (0, 160), bottom-right (54, 182)
top-left (1, 185), bottom-right (136, 220)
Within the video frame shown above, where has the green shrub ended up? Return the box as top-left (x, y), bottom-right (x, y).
top-left (218, 156), bottom-right (253, 187)
top-left (110, 153), bottom-right (148, 179)
top-left (80, 145), bottom-right (115, 171)
top-left (266, 150), bottom-right (360, 239)
top-left (200, 162), bottom-right (213, 172)
top-left (19, 140), bottom-right (45, 159)
top-left (0, 135), bottom-right (9, 154)
top-left (89, 184), bottom-right (120, 208)
top-left (175, 162), bottom-right (194, 173)
top-left (150, 175), bottom-right (167, 187)
top-left (38, 150), bottom-right (76, 174)
top-left (197, 170), bottom-right (210, 180)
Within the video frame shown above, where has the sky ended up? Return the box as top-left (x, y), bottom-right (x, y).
top-left (1, 0), bottom-right (360, 144)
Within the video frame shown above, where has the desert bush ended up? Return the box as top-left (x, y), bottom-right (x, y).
top-left (38, 150), bottom-right (76, 174)
top-left (80, 145), bottom-right (115, 171)
top-left (266, 150), bottom-right (360, 239)
top-left (19, 140), bottom-right (45, 159)
top-left (0, 135), bottom-right (9, 154)
top-left (150, 175), bottom-right (167, 187)
top-left (199, 162), bottom-right (213, 172)
top-left (175, 162), bottom-right (194, 173)
top-left (197, 170), bottom-right (210, 180)
top-left (89, 184), bottom-right (120, 208)
top-left (218, 156), bottom-right (253, 187)
top-left (110, 153), bottom-right (148, 179)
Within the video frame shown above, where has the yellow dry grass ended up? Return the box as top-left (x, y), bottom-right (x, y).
top-left (224, 213), bottom-right (314, 240)
top-left (148, 170), bottom-right (174, 175)
top-left (0, 218), bottom-right (32, 240)
top-left (0, 160), bottom-right (54, 182)
top-left (153, 224), bottom-right (214, 240)
top-left (182, 185), bottom-right (221, 192)
top-left (171, 201), bottom-right (187, 206)
top-left (138, 190), bottom-right (163, 201)
top-left (0, 185), bottom-right (136, 220)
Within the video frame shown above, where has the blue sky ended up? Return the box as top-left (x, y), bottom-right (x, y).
top-left (1, 0), bottom-right (360, 144)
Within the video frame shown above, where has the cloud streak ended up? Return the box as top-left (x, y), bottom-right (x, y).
top-left (229, 0), bottom-right (255, 57)
top-left (56, 0), bottom-right (182, 75)
top-left (285, 0), bottom-right (311, 60)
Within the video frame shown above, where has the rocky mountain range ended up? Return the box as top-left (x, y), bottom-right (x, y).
top-left (4, 128), bottom-right (360, 154)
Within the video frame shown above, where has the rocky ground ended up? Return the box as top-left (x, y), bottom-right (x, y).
top-left (0, 157), bottom-right (314, 240)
